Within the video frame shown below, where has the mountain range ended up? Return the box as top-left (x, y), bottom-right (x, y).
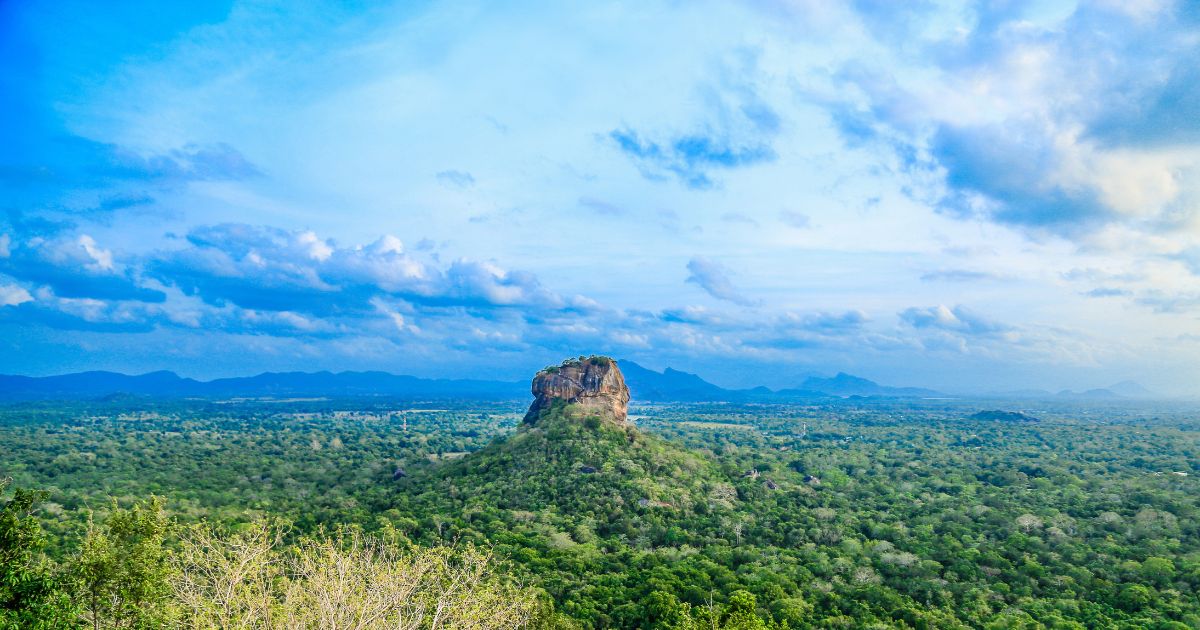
top-left (0, 362), bottom-right (1156, 402)
top-left (0, 370), bottom-right (524, 401)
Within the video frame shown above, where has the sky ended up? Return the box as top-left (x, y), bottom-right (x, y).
top-left (2, 0), bottom-right (1199, 394)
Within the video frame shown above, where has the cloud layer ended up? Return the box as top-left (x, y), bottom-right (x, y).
top-left (2, 0), bottom-right (1199, 393)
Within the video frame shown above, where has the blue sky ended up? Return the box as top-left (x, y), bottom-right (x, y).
top-left (2, 0), bottom-right (1200, 394)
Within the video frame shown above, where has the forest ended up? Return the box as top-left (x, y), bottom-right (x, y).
top-left (3, 396), bottom-right (1200, 628)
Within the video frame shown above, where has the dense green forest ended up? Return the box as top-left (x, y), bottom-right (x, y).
top-left (3, 397), bottom-right (1200, 628)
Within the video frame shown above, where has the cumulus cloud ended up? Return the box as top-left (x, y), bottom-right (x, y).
top-left (2, 287), bottom-right (161, 333)
top-left (685, 257), bottom-right (756, 306)
top-left (77, 235), bottom-right (115, 272)
top-left (0, 222), bottom-right (583, 344)
top-left (818, 1), bottom-right (1200, 246)
top-left (0, 233), bottom-right (165, 302)
top-left (151, 225), bottom-right (344, 314)
top-left (0, 282), bottom-right (32, 307)
top-left (150, 223), bottom-right (564, 316)
top-left (440, 260), bottom-right (563, 309)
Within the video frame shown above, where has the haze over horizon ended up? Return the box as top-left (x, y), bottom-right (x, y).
top-left (3, 1), bottom-right (1200, 394)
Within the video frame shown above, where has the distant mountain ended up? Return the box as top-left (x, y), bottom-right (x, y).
top-left (0, 371), bottom-right (203, 399)
top-left (980, 382), bottom-right (1163, 401)
top-left (200, 371), bottom-right (524, 398)
top-left (617, 361), bottom-right (730, 402)
top-left (619, 365), bottom-right (950, 401)
top-left (792, 372), bottom-right (945, 398)
top-left (1106, 381), bottom-right (1157, 399)
top-left (1056, 388), bottom-right (1122, 400)
top-left (0, 364), bottom-right (952, 402)
top-left (984, 389), bottom-right (1056, 399)
top-left (0, 370), bottom-right (525, 401)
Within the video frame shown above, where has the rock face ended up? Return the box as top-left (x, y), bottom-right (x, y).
top-left (523, 356), bottom-right (630, 425)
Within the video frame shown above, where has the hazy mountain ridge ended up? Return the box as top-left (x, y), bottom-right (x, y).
top-left (0, 370), bottom-right (527, 400)
top-left (792, 372), bottom-right (944, 398)
top-left (0, 362), bottom-right (1158, 402)
top-left (983, 382), bottom-right (1161, 401)
top-left (618, 361), bottom-right (731, 401)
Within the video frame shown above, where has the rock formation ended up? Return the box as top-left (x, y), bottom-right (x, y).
top-left (523, 356), bottom-right (630, 425)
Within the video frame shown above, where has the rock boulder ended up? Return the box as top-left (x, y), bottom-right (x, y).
top-left (523, 356), bottom-right (630, 425)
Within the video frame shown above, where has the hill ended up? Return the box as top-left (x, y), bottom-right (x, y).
top-left (389, 358), bottom-right (747, 626)
top-left (403, 401), bottom-right (729, 528)
top-left (411, 358), bottom-right (728, 517)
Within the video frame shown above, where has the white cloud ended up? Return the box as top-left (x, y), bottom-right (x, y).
top-left (0, 283), bottom-right (32, 307)
top-left (78, 235), bottom-right (115, 272)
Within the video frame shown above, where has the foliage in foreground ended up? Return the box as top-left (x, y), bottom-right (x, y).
top-left (172, 522), bottom-right (538, 629)
top-left (0, 479), bottom-right (77, 629)
top-left (0, 484), bottom-right (541, 629)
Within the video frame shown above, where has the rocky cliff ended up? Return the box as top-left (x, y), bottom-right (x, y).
top-left (522, 356), bottom-right (629, 425)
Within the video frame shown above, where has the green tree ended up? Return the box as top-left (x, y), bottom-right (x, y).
top-left (1141, 557), bottom-right (1176, 587)
top-left (768, 597), bottom-right (812, 627)
top-left (73, 497), bottom-right (174, 629)
top-left (642, 591), bottom-right (689, 629)
top-left (0, 479), bottom-right (78, 629)
top-left (1117, 584), bottom-right (1154, 612)
top-left (720, 590), bottom-right (770, 630)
